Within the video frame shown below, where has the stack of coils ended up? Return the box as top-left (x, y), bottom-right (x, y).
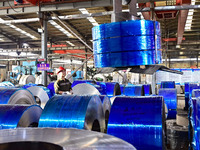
top-left (159, 88), bottom-right (177, 119)
top-left (0, 128), bottom-right (136, 150)
top-left (0, 105), bottom-right (42, 129)
top-left (39, 95), bottom-right (105, 132)
top-left (107, 96), bottom-right (164, 150)
top-left (0, 88), bottom-right (36, 104)
top-left (92, 20), bottom-right (162, 68)
top-left (161, 81), bottom-right (176, 88)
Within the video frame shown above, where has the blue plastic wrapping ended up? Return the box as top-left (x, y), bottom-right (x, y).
top-left (22, 83), bottom-right (37, 89)
top-left (47, 82), bottom-right (55, 97)
top-left (192, 89), bottom-right (200, 98)
top-left (105, 82), bottom-right (121, 97)
top-left (96, 82), bottom-right (107, 95)
top-left (93, 36), bottom-right (156, 54)
top-left (143, 84), bottom-right (152, 96)
top-left (92, 20), bottom-right (161, 41)
top-left (161, 81), bottom-right (175, 88)
top-left (107, 96), bottom-right (164, 150)
top-left (158, 88), bottom-right (177, 119)
top-left (0, 105), bottom-right (42, 129)
top-left (123, 84), bottom-right (144, 96)
top-left (39, 95), bottom-right (104, 131)
top-left (94, 50), bottom-right (162, 68)
top-left (185, 82), bottom-right (190, 110)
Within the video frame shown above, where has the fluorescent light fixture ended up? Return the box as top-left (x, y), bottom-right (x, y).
top-left (66, 41), bottom-right (75, 46)
top-left (49, 20), bottom-right (73, 37)
top-left (53, 59), bottom-right (83, 65)
top-left (162, 58), bottom-right (197, 62)
top-left (79, 8), bottom-right (99, 26)
top-left (185, 8), bottom-right (195, 31)
top-left (0, 52), bottom-right (38, 57)
top-left (0, 18), bottom-right (37, 39)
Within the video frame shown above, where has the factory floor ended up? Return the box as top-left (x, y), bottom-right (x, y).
top-left (166, 95), bottom-right (189, 150)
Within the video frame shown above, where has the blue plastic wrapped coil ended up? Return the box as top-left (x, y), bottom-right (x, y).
top-left (107, 96), bottom-right (164, 150)
top-left (123, 84), bottom-right (144, 96)
top-left (161, 81), bottom-right (175, 88)
top-left (105, 82), bottom-right (121, 97)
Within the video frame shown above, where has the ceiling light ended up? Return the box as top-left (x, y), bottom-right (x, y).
top-left (79, 8), bottom-right (99, 26)
top-left (66, 41), bottom-right (75, 46)
top-left (49, 20), bottom-right (73, 37)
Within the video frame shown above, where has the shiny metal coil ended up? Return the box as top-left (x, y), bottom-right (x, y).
top-left (92, 20), bottom-right (161, 41)
top-left (27, 86), bottom-right (51, 108)
top-left (47, 82), bottom-right (55, 96)
top-left (99, 95), bottom-right (111, 132)
top-left (166, 120), bottom-right (189, 150)
top-left (161, 81), bottom-right (175, 88)
top-left (143, 84), bottom-right (152, 96)
top-left (19, 75), bottom-right (35, 85)
top-left (0, 81), bottom-right (15, 87)
top-left (159, 88), bottom-right (177, 119)
top-left (0, 128), bottom-right (136, 150)
top-left (107, 96), bottom-right (164, 150)
top-left (123, 84), bottom-right (144, 96)
top-left (105, 82), bottom-right (121, 97)
top-left (39, 95), bottom-right (105, 132)
top-left (0, 88), bottom-right (36, 104)
top-left (72, 80), bottom-right (94, 87)
top-left (92, 20), bottom-right (162, 68)
top-left (72, 83), bottom-right (101, 95)
top-left (94, 50), bottom-right (162, 68)
top-left (0, 104), bottom-right (42, 129)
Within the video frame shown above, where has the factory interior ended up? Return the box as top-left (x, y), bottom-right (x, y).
top-left (0, 0), bottom-right (199, 149)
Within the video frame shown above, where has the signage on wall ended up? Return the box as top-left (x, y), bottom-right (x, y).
top-left (37, 63), bottom-right (50, 71)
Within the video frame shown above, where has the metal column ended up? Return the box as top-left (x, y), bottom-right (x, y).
top-left (152, 73), bottom-right (156, 94)
top-left (41, 13), bottom-right (48, 87)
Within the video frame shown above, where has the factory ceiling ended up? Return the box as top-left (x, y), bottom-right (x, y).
top-left (0, 0), bottom-right (200, 61)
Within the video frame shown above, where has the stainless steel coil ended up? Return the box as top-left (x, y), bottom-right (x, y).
top-left (39, 95), bottom-right (105, 133)
top-left (72, 83), bottom-right (101, 95)
top-left (27, 86), bottom-right (50, 108)
top-left (0, 128), bottom-right (136, 150)
top-left (19, 75), bottom-right (35, 85)
top-left (0, 88), bottom-right (36, 104)
top-left (0, 105), bottom-right (42, 129)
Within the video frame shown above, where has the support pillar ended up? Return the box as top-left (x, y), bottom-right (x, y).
top-left (152, 72), bottom-right (156, 94)
top-left (41, 13), bottom-right (48, 87)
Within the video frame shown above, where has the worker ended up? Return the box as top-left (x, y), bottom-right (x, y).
top-left (54, 66), bottom-right (72, 95)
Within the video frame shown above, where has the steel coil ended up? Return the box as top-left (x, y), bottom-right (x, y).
top-left (47, 82), bottom-right (55, 96)
top-left (0, 81), bottom-right (15, 87)
top-left (161, 81), bottom-right (175, 88)
top-left (166, 120), bottom-right (189, 150)
top-left (19, 75), bottom-right (35, 85)
top-left (0, 88), bottom-right (36, 104)
top-left (0, 128), bottom-right (136, 150)
top-left (105, 82), bottom-right (121, 97)
top-left (107, 96), bottom-right (164, 150)
top-left (123, 84), bottom-right (144, 96)
top-left (99, 95), bottom-right (111, 132)
top-left (72, 83), bottom-right (101, 95)
top-left (143, 84), bottom-right (152, 96)
top-left (92, 20), bottom-right (161, 41)
top-left (27, 86), bottom-right (51, 108)
top-left (0, 105), bottom-right (42, 129)
top-left (94, 50), bottom-right (162, 68)
top-left (71, 80), bottom-right (94, 87)
top-left (39, 95), bottom-right (105, 132)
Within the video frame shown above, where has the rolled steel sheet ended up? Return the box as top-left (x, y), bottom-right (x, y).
top-left (0, 105), bottom-right (42, 129)
top-left (92, 20), bottom-right (161, 41)
top-left (71, 80), bottom-right (94, 87)
top-left (123, 84), bottom-right (144, 96)
top-left (107, 96), bottom-right (164, 150)
top-left (0, 88), bottom-right (36, 104)
top-left (39, 95), bottom-right (105, 132)
top-left (19, 75), bottom-right (35, 85)
top-left (94, 50), bottom-right (162, 68)
top-left (166, 120), bottom-right (189, 150)
top-left (143, 84), bottom-right (152, 96)
top-left (27, 86), bottom-right (51, 108)
top-left (0, 81), bottom-right (15, 87)
top-left (161, 81), bottom-right (175, 88)
top-left (99, 95), bottom-right (111, 132)
top-left (0, 128), bottom-right (136, 150)
top-left (47, 82), bottom-right (55, 96)
top-left (105, 82), bottom-right (121, 97)
top-left (159, 88), bottom-right (177, 119)
top-left (72, 83), bottom-right (100, 95)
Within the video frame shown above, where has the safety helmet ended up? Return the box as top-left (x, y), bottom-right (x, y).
top-left (57, 66), bottom-right (65, 74)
